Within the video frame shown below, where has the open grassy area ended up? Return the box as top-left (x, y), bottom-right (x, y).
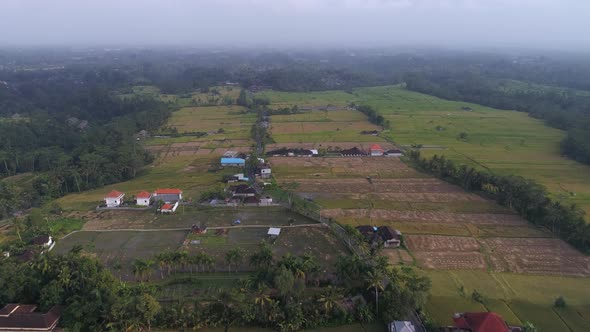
top-left (257, 90), bottom-right (355, 109)
top-left (424, 270), bottom-right (590, 331)
top-left (352, 85), bottom-right (590, 217)
top-left (165, 105), bottom-right (255, 140)
top-left (57, 155), bottom-right (232, 210)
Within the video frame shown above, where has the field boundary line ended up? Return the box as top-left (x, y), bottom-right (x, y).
top-left (62, 223), bottom-right (326, 239)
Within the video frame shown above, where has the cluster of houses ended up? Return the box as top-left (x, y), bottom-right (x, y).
top-left (342, 144), bottom-right (403, 157)
top-left (390, 311), bottom-right (522, 332)
top-left (222, 184), bottom-right (273, 206)
top-left (103, 188), bottom-right (183, 213)
top-left (220, 151), bottom-right (272, 179)
top-left (267, 144), bottom-right (403, 158)
top-left (2, 235), bottom-right (55, 264)
top-left (356, 225), bottom-right (402, 248)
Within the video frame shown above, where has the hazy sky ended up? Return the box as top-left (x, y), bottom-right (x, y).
top-left (1, 0), bottom-right (589, 49)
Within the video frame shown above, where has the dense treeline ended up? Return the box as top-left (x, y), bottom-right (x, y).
top-left (404, 73), bottom-right (590, 164)
top-left (352, 104), bottom-right (390, 129)
top-left (407, 151), bottom-right (590, 253)
top-left (0, 243), bottom-right (431, 331)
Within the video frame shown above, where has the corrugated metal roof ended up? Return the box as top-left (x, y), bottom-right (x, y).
top-left (221, 158), bottom-right (245, 163)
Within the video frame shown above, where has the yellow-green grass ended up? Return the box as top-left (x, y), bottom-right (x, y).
top-left (353, 85), bottom-right (590, 218)
top-left (257, 89), bottom-right (356, 108)
top-left (57, 155), bottom-right (231, 211)
top-left (424, 270), bottom-right (590, 330)
top-left (495, 79), bottom-right (590, 97)
top-left (483, 299), bottom-right (522, 325)
top-left (554, 306), bottom-right (590, 332)
top-left (270, 123), bottom-right (385, 144)
top-left (271, 109), bottom-right (370, 123)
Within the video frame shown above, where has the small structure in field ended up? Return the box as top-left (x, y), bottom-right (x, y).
top-left (369, 144), bottom-right (384, 156)
top-left (191, 224), bottom-right (208, 234)
top-left (444, 312), bottom-right (515, 332)
top-left (229, 184), bottom-right (256, 197)
top-left (31, 235), bottom-right (54, 250)
top-left (259, 196), bottom-right (273, 206)
top-left (389, 321), bottom-right (416, 332)
top-left (159, 202), bottom-right (179, 214)
top-left (267, 227), bottom-right (281, 239)
top-left (136, 191), bottom-right (152, 206)
top-left (257, 164), bottom-right (272, 178)
top-left (223, 151), bottom-right (240, 158)
top-left (340, 147), bottom-right (367, 157)
top-left (221, 157), bottom-right (246, 167)
top-left (0, 304), bottom-right (63, 332)
top-left (378, 226), bottom-right (402, 248)
top-left (104, 190), bottom-right (125, 207)
top-left (153, 188), bottom-right (183, 202)
top-left (385, 149), bottom-right (404, 157)
top-left (356, 225), bottom-right (402, 248)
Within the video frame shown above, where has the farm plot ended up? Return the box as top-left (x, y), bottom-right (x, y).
top-left (53, 230), bottom-right (187, 277)
top-left (270, 156), bottom-right (422, 179)
top-left (405, 235), bottom-right (486, 270)
top-left (184, 225), bottom-right (346, 274)
top-left (321, 209), bottom-right (527, 226)
top-left (483, 238), bottom-right (590, 276)
top-left (80, 206), bottom-right (317, 230)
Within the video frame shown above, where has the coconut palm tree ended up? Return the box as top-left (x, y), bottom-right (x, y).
top-left (225, 248), bottom-right (243, 273)
top-left (365, 270), bottom-right (385, 314)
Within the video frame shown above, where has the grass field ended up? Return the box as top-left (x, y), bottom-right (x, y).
top-left (352, 85), bottom-right (590, 216)
top-left (258, 86), bottom-right (590, 216)
top-left (165, 105), bottom-right (255, 140)
top-left (57, 155), bottom-right (232, 210)
top-left (425, 270), bottom-right (590, 331)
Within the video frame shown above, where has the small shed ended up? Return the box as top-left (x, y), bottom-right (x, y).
top-left (221, 157), bottom-right (246, 167)
top-left (267, 227), bottom-right (281, 238)
top-left (160, 202), bottom-right (179, 214)
top-left (259, 196), bottom-right (273, 206)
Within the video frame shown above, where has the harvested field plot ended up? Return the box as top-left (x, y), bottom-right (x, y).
top-left (409, 237), bottom-right (486, 267)
top-left (53, 230), bottom-right (187, 277)
top-left (271, 157), bottom-right (423, 179)
top-left (405, 235), bottom-right (480, 252)
top-left (484, 238), bottom-right (590, 276)
top-left (414, 252), bottom-right (487, 270)
top-left (267, 142), bottom-right (397, 151)
top-left (322, 209), bottom-right (526, 226)
top-left (273, 226), bottom-right (350, 273)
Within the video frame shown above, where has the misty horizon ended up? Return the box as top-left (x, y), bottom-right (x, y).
top-left (1, 0), bottom-right (589, 51)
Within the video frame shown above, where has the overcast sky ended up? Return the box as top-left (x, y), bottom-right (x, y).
top-left (1, 0), bottom-right (589, 49)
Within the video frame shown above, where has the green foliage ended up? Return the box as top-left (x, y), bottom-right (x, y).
top-left (353, 104), bottom-right (390, 129)
top-left (554, 295), bottom-right (567, 308)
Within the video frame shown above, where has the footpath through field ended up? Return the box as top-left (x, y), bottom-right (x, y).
top-left (59, 223), bottom-right (326, 240)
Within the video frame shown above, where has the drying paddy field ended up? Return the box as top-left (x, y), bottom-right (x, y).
top-left (270, 156), bottom-right (590, 330)
top-left (258, 85), bottom-right (590, 217)
top-left (353, 85), bottom-right (590, 217)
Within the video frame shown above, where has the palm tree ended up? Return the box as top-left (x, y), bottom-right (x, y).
top-left (155, 253), bottom-right (167, 279)
top-left (225, 248), bottom-right (243, 273)
top-left (365, 270), bottom-right (385, 314)
top-left (132, 259), bottom-right (147, 282)
top-left (317, 286), bottom-right (343, 315)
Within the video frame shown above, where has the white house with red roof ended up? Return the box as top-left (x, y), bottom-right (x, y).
top-left (369, 144), bottom-right (384, 156)
top-left (153, 188), bottom-right (183, 202)
top-left (104, 190), bottom-right (125, 207)
top-left (136, 191), bottom-right (152, 206)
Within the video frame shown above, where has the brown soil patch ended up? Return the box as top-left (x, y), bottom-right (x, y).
top-left (405, 235), bottom-right (481, 252)
top-left (371, 192), bottom-right (484, 202)
top-left (483, 238), bottom-right (590, 276)
top-left (321, 209), bottom-right (527, 226)
top-left (414, 252), bottom-right (487, 270)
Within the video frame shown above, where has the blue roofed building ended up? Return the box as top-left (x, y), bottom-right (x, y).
top-left (221, 157), bottom-right (246, 167)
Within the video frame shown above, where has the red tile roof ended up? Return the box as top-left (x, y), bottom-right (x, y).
top-left (370, 144), bottom-right (383, 151)
top-left (0, 304), bottom-right (62, 331)
top-left (136, 191), bottom-right (152, 199)
top-left (161, 203), bottom-right (173, 210)
top-left (155, 188), bottom-right (182, 195)
top-left (105, 190), bottom-right (124, 198)
top-left (453, 312), bottom-right (510, 332)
